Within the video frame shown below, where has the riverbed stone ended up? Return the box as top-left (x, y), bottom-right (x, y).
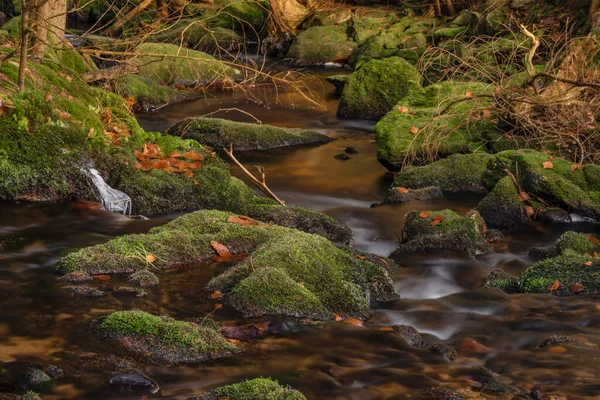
top-left (190, 377), bottom-right (306, 400)
top-left (537, 335), bottom-right (581, 349)
top-left (476, 176), bottom-right (528, 229)
top-left (375, 82), bottom-right (498, 170)
top-left (95, 310), bottom-right (238, 364)
top-left (392, 209), bottom-right (491, 257)
top-left (56, 210), bottom-right (398, 320)
top-left (393, 325), bottom-right (426, 348)
top-left (127, 270), bottom-right (159, 287)
top-left (167, 117), bottom-right (332, 151)
top-left (108, 372), bottom-right (160, 394)
top-left (16, 368), bottom-right (52, 391)
top-left (385, 186), bottom-right (443, 203)
top-left (338, 57), bottom-right (421, 120)
top-left (428, 343), bottom-right (457, 362)
top-left (62, 286), bottom-right (106, 298)
top-left (286, 25), bottom-right (358, 65)
top-left (325, 75), bottom-right (350, 95)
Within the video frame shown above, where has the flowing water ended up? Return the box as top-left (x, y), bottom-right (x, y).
top-left (2, 63), bottom-right (600, 399)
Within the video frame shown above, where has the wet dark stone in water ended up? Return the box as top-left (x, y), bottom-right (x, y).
top-left (17, 368), bottom-right (52, 391)
top-left (60, 271), bottom-right (92, 283)
top-left (481, 381), bottom-right (511, 393)
top-left (112, 286), bottom-right (147, 297)
top-left (537, 335), bottom-right (581, 348)
top-left (43, 365), bottom-right (64, 379)
top-left (344, 146), bottom-right (358, 154)
top-left (420, 387), bottom-right (463, 400)
top-left (528, 246), bottom-right (556, 261)
top-left (108, 372), bottom-right (160, 394)
top-left (220, 323), bottom-right (269, 340)
top-left (127, 270), bottom-right (159, 287)
top-left (62, 286), bottom-right (105, 298)
top-left (334, 153), bottom-right (351, 160)
top-left (427, 343), bottom-right (457, 362)
top-left (392, 325), bottom-right (425, 348)
top-left (538, 209), bottom-right (572, 224)
top-left (486, 229), bottom-right (504, 243)
top-left (530, 390), bottom-right (544, 399)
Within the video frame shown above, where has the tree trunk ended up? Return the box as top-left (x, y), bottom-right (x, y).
top-left (30, 0), bottom-right (66, 58)
top-left (588, 0), bottom-right (600, 27)
top-left (17, 1), bottom-right (29, 92)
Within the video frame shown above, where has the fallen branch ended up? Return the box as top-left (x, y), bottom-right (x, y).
top-left (435, 94), bottom-right (495, 117)
top-left (222, 144), bottom-right (286, 206)
top-left (528, 72), bottom-right (600, 90)
top-left (81, 63), bottom-right (140, 83)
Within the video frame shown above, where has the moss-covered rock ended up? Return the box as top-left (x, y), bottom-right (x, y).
top-left (392, 153), bottom-right (493, 193)
top-left (338, 57), bottom-right (420, 120)
top-left (349, 8), bottom-right (399, 46)
top-left (193, 377), bottom-right (306, 400)
top-left (375, 82), bottom-right (498, 170)
top-left (243, 197), bottom-right (353, 245)
top-left (134, 43), bottom-right (241, 86)
top-left (214, 0), bottom-right (270, 37)
top-left (95, 310), bottom-right (237, 364)
top-left (56, 210), bottom-right (398, 320)
top-left (433, 25), bottom-right (468, 39)
top-left (392, 209), bottom-right (491, 257)
top-left (325, 74), bottom-right (350, 96)
top-left (476, 176), bottom-right (528, 229)
top-left (301, 8), bottom-right (353, 29)
top-left (166, 117), bottom-right (332, 151)
top-left (385, 186), bottom-right (443, 203)
top-left (556, 231), bottom-right (600, 256)
top-left (286, 25), bottom-right (358, 65)
top-left (127, 270), bottom-right (159, 287)
top-left (114, 75), bottom-right (190, 111)
top-left (483, 150), bottom-right (600, 219)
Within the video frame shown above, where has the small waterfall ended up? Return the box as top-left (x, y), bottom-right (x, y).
top-left (84, 168), bottom-right (132, 215)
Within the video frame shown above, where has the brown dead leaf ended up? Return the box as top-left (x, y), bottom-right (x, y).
top-left (341, 318), bottom-right (364, 327)
top-left (398, 187), bottom-right (410, 193)
top-left (585, 261), bottom-right (593, 267)
top-left (398, 106), bottom-right (410, 113)
top-left (550, 280), bottom-right (560, 292)
top-left (210, 241), bottom-right (231, 258)
top-left (409, 126), bottom-right (419, 135)
top-left (210, 290), bottom-right (224, 299)
top-left (136, 160), bottom-right (155, 171)
top-left (570, 164), bottom-right (584, 171)
top-left (126, 96), bottom-right (135, 109)
top-left (145, 254), bottom-right (156, 263)
top-left (547, 346), bottom-right (567, 354)
top-left (571, 283), bottom-right (584, 293)
top-left (227, 215), bottom-right (262, 226)
top-left (183, 151), bottom-right (204, 161)
top-left (587, 236), bottom-right (600, 246)
top-left (378, 326), bottom-right (394, 332)
top-left (430, 215), bottom-right (444, 226)
top-left (87, 127), bottom-right (95, 139)
top-left (525, 206), bottom-right (535, 217)
top-left (542, 161), bottom-right (554, 169)
top-left (465, 91), bottom-right (473, 98)
top-left (226, 338), bottom-right (241, 345)
top-left (153, 159), bottom-right (171, 171)
top-left (44, 92), bottom-right (52, 102)
top-left (334, 313), bottom-right (343, 322)
top-left (93, 274), bottom-right (111, 281)
top-left (194, 180), bottom-right (200, 186)
top-left (482, 109), bottom-right (492, 119)
top-left (519, 191), bottom-right (531, 202)
top-left (418, 211), bottom-right (430, 218)
top-left (186, 161), bottom-right (202, 170)
top-left (594, 251), bottom-right (599, 258)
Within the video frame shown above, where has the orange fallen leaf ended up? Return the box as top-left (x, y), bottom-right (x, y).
top-left (398, 187), bottom-right (410, 193)
top-left (465, 91), bottom-right (473, 98)
top-left (429, 215), bottom-right (444, 226)
top-left (525, 206), bottom-right (535, 217)
top-left (550, 280), bottom-right (560, 292)
top-left (333, 313), bottom-right (343, 322)
top-left (519, 191), bottom-right (531, 202)
top-left (210, 290), bottom-right (224, 299)
top-left (378, 326), bottom-right (395, 332)
top-left (542, 161), bottom-right (554, 169)
top-left (183, 151), bottom-right (204, 161)
top-left (145, 254), bottom-right (156, 263)
top-left (398, 106), bottom-right (410, 113)
top-left (194, 179), bottom-right (200, 186)
top-left (227, 215), bottom-right (262, 226)
top-left (87, 127), bottom-right (95, 139)
top-left (585, 261), bottom-right (593, 267)
top-left (570, 164), bottom-right (583, 171)
top-left (44, 92), bottom-right (52, 102)
top-left (587, 236), bottom-right (600, 246)
top-left (126, 96), bottom-right (135, 109)
top-left (341, 318), bottom-right (364, 327)
top-left (93, 274), bottom-right (111, 281)
top-left (226, 338), bottom-right (241, 345)
top-left (154, 159), bottom-right (171, 171)
top-left (594, 252), bottom-right (599, 258)
top-left (186, 161), bottom-right (202, 170)
top-left (419, 211), bottom-right (430, 218)
top-left (409, 126), bottom-right (419, 135)
top-left (136, 160), bottom-right (155, 171)
top-left (482, 109), bottom-right (492, 119)
top-left (571, 283), bottom-right (584, 293)
top-left (210, 241), bottom-right (231, 258)
top-left (547, 346), bottom-right (567, 354)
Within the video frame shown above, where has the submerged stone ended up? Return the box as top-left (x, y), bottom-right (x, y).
top-left (167, 117), bottom-right (331, 151)
top-left (95, 310), bottom-right (237, 365)
top-left (392, 325), bottom-right (426, 348)
top-left (62, 286), bottom-right (106, 298)
top-left (190, 377), bottom-right (306, 400)
top-left (428, 343), bottom-right (457, 362)
top-left (56, 210), bottom-right (397, 320)
top-left (108, 372), bottom-right (160, 394)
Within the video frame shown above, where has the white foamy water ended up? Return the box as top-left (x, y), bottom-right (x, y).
top-left (84, 168), bottom-right (132, 215)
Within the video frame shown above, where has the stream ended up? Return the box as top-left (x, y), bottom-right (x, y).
top-left (1, 63), bottom-right (600, 399)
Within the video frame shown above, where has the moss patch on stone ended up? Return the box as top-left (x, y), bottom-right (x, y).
top-left (96, 310), bottom-right (238, 364)
top-left (476, 176), bottom-right (528, 229)
top-left (338, 57), bottom-right (420, 120)
top-left (57, 210), bottom-right (397, 320)
top-left (114, 75), bottom-right (189, 110)
top-left (286, 25), bottom-right (358, 65)
top-left (196, 377), bottom-right (306, 400)
top-left (375, 81), bottom-right (498, 170)
top-left (167, 117), bottom-right (332, 151)
top-left (385, 186), bottom-right (443, 203)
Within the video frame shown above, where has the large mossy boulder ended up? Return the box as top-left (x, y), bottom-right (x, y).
top-left (134, 43), bottom-right (241, 86)
top-left (489, 231), bottom-right (600, 295)
top-left (483, 150), bottom-right (600, 220)
top-left (375, 82), bottom-right (498, 170)
top-left (114, 75), bottom-right (190, 111)
top-left (286, 25), bottom-right (358, 65)
top-left (192, 377), bottom-right (306, 400)
top-left (392, 153), bottom-right (493, 193)
top-left (167, 117), bottom-right (332, 151)
top-left (476, 176), bottom-right (528, 229)
top-left (392, 209), bottom-right (491, 257)
top-left (338, 57), bottom-right (420, 120)
top-left (349, 8), bottom-right (400, 46)
top-left (95, 310), bottom-right (237, 364)
top-left (56, 210), bottom-right (398, 320)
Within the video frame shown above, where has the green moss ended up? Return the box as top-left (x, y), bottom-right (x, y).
top-left (555, 231), bottom-right (600, 256)
top-left (485, 278), bottom-right (520, 293)
top-left (202, 378), bottom-right (306, 400)
top-left (214, 0), bottom-right (270, 36)
top-left (57, 210), bottom-right (398, 320)
top-left (394, 209), bottom-right (490, 256)
top-left (114, 75), bottom-right (188, 109)
top-left (393, 153), bottom-right (493, 192)
top-left (476, 176), bottom-right (528, 229)
top-left (134, 42), bottom-right (241, 85)
top-left (97, 310), bottom-right (238, 364)
top-left (375, 81), bottom-right (498, 170)
top-left (349, 9), bottom-right (400, 46)
top-left (286, 25), bottom-right (358, 65)
top-left (520, 253), bottom-right (599, 294)
top-left (339, 57), bottom-right (420, 120)
top-left (351, 28), bottom-right (427, 66)
top-left (167, 117), bottom-right (331, 151)
top-left (433, 26), bottom-right (468, 39)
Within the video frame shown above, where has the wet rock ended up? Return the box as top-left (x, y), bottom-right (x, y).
top-left (385, 186), bottom-right (442, 203)
top-left (392, 209), bottom-right (491, 257)
top-left (338, 57), bottom-right (420, 120)
top-left (59, 210), bottom-right (397, 320)
top-left (392, 325), bottom-right (425, 348)
top-left (42, 365), bottom-right (63, 379)
top-left (537, 335), bottom-right (581, 349)
top-left (108, 372), bottom-right (160, 394)
top-left (484, 269), bottom-right (519, 294)
top-left (334, 153), bottom-right (351, 161)
top-left (486, 229), bottom-right (504, 243)
top-left (555, 231), bottom-right (600, 256)
top-left (127, 270), bottom-right (159, 288)
top-left (528, 246), bottom-right (555, 260)
top-left (190, 377), bottom-right (306, 400)
top-left (96, 310), bottom-right (238, 365)
top-left (476, 176), bottom-right (528, 229)
top-left (344, 147), bottom-right (358, 154)
top-left (286, 25), bottom-right (358, 65)
top-left (220, 322), bottom-right (269, 340)
top-left (243, 198), bottom-right (353, 245)
top-left (537, 208), bottom-right (572, 224)
top-left (112, 286), bottom-right (147, 297)
top-left (167, 117), bottom-right (332, 152)
top-left (428, 343), bottom-right (457, 362)
top-left (59, 271), bottom-right (91, 283)
top-left (420, 386), bottom-right (462, 399)
top-left (481, 381), bottom-right (511, 393)
top-left (301, 9), bottom-right (353, 29)
top-left (62, 286), bottom-right (105, 298)
top-left (325, 75), bottom-right (350, 95)
top-left (392, 153), bottom-right (493, 192)
top-left (17, 368), bottom-right (52, 391)
top-left (530, 390), bottom-right (544, 399)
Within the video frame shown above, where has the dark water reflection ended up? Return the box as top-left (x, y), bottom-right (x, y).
top-left (2, 68), bottom-right (600, 399)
